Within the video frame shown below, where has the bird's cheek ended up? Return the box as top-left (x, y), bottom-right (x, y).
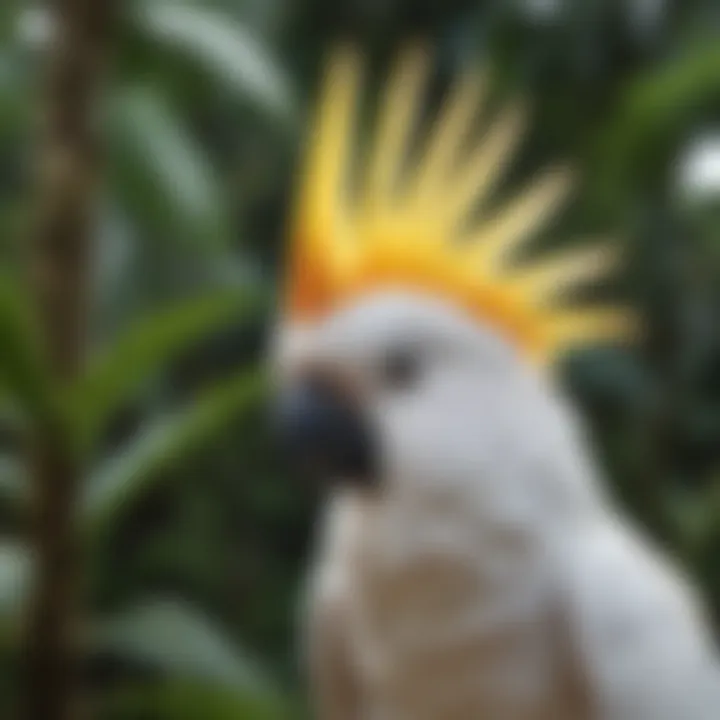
top-left (379, 395), bottom-right (482, 496)
top-left (376, 404), bottom-right (440, 488)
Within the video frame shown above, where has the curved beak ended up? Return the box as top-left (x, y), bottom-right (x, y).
top-left (272, 378), bottom-right (378, 487)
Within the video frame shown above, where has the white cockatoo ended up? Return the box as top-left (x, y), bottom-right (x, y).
top-left (271, 45), bottom-right (719, 720)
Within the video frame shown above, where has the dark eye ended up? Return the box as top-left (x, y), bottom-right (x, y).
top-left (381, 347), bottom-right (421, 390)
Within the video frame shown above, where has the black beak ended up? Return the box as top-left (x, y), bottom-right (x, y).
top-left (273, 379), bottom-right (378, 487)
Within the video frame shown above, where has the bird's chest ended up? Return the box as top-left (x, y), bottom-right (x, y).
top-left (341, 503), bottom-right (564, 719)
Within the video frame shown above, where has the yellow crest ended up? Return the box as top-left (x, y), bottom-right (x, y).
top-left (283, 45), bottom-right (635, 364)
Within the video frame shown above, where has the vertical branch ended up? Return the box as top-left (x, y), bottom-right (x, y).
top-left (21, 1), bottom-right (115, 719)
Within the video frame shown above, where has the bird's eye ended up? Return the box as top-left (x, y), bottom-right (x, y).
top-left (381, 347), bottom-right (421, 390)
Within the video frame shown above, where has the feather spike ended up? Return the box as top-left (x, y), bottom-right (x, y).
top-left (285, 46), bottom-right (362, 317)
top-left (507, 244), bottom-right (620, 306)
top-left (541, 308), bottom-right (639, 360)
top-left (408, 70), bottom-right (486, 207)
top-left (364, 45), bottom-right (430, 212)
top-left (445, 99), bottom-right (527, 224)
top-left (464, 167), bottom-right (574, 273)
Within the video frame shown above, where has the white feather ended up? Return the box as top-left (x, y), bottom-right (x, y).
top-left (277, 291), bottom-right (718, 720)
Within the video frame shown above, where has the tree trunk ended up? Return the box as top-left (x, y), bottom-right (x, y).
top-left (21, 2), bottom-right (116, 719)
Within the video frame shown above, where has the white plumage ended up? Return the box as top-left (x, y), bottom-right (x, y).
top-left (276, 292), bottom-right (719, 720)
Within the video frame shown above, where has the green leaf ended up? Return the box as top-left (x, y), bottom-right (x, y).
top-left (0, 542), bottom-right (31, 638)
top-left (666, 479), bottom-right (720, 558)
top-left (0, 454), bottom-right (28, 515)
top-left (98, 679), bottom-right (295, 720)
top-left (88, 598), bottom-right (278, 699)
top-left (0, 51), bottom-right (30, 144)
top-left (81, 367), bottom-right (266, 536)
top-left (108, 84), bottom-right (231, 250)
top-left (69, 289), bottom-right (261, 451)
top-left (0, 2), bottom-right (24, 40)
top-left (0, 275), bottom-right (53, 423)
top-left (132, 2), bottom-right (294, 125)
top-left (594, 41), bottom-right (720, 214)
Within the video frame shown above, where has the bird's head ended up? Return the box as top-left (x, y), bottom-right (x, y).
top-left (273, 291), bottom-right (548, 497)
top-left (271, 45), bottom-right (635, 501)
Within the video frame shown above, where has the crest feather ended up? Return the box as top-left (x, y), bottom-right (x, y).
top-left (410, 69), bottom-right (487, 204)
top-left (365, 45), bottom-right (429, 210)
top-left (284, 45), bottom-right (636, 364)
top-left (462, 167), bottom-right (574, 272)
top-left (444, 98), bottom-right (528, 224)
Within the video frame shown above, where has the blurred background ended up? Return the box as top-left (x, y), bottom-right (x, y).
top-left (1, 0), bottom-right (720, 718)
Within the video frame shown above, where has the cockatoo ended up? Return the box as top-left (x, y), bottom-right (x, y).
top-left (271, 45), bottom-right (719, 720)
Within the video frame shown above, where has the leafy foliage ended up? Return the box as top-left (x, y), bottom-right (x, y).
top-left (70, 289), bottom-right (263, 449)
top-left (0, 0), bottom-right (719, 718)
top-left (0, 1), bottom-right (295, 716)
top-left (88, 598), bottom-right (275, 694)
top-left (107, 86), bottom-right (232, 252)
top-left (82, 367), bottom-right (266, 538)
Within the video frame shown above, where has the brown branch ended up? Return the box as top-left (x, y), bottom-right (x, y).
top-left (20, 2), bottom-right (116, 719)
